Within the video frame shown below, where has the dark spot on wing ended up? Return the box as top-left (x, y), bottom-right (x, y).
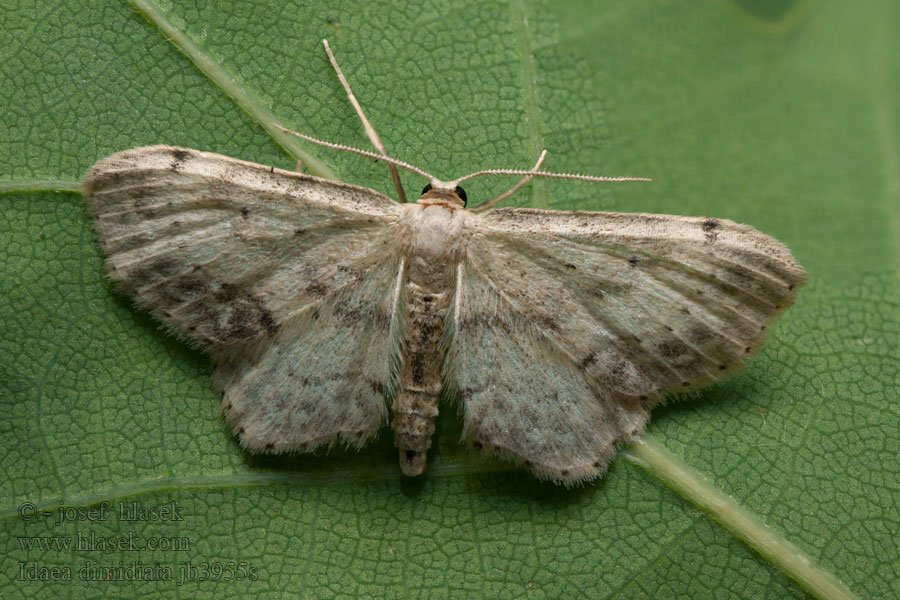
top-left (723, 264), bottom-right (752, 283)
top-left (627, 256), bottom-right (639, 267)
top-left (580, 352), bottom-right (596, 369)
top-left (175, 273), bottom-right (208, 298)
top-left (606, 360), bottom-right (630, 387)
top-left (170, 148), bottom-right (191, 171)
top-left (216, 282), bottom-right (240, 301)
top-left (305, 280), bottom-right (330, 297)
top-left (535, 314), bottom-right (559, 332)
top-left (294, 228), bottom-right (305, 236)
top-left (657, 340), bottom-right (686, 359)
top-left (258, 309), bottom-right (276, 334)
top-left (688, 324), bottom-right (712, 344)
top-left (192, 283), bottom-right (279, 344)
top-left (240, 206), bottom-right (250, 218)
top-left (702, 219), bottom-right (719, 242)
top-left (125, 256), bottom-right (180, 290)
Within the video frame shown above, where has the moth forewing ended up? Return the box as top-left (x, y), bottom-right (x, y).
top-left (84, 145), bottom-right (407, 454)
top-left (449, 207), bottom-right (805, 485)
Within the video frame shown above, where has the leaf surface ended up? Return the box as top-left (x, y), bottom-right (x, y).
top-left (1, 0), bottom-right (897, 598)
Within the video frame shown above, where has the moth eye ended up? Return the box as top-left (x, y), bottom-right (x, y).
top-left (454, 185), bottom-right (468, 206)
top-left (421, 183), bottom-right (432, 195)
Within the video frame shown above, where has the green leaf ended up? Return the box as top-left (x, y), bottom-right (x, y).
top-left (1, 0), bottom-right (897, 598)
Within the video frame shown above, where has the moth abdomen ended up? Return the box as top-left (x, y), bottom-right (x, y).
top-left (392, 225), bottom-right (455, 475)
top-left (392, 387), bottom-right (440, 476)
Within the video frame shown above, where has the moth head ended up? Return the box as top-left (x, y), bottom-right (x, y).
top-left (418, 182), bottom-right (467, 208)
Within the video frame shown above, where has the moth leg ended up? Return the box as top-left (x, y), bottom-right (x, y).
top-left (322, 39), bottom-right (407, 203)
top-left (295, 159), bottom-right (304, 173)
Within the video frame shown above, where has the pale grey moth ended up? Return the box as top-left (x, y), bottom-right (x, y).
top-left (82, 41), bottom-right (806, 485)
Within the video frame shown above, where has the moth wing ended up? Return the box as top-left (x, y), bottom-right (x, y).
top-left (448, 207), bottom-right (806, 484)
top-left (84, 145), bottom-right (405, 450)
top-left (215, 254), bottom-right (405, 452)
top-left (84, 145), bottom-right (402, 349)
top-left (447, 264), bottom-right (645, 484)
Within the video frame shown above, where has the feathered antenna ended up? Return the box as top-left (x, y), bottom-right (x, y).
top-left (274, 125), bottom-right (437, 182)
top-left (459, 157), bottom-right (651, 212)
top-left (452, 167), bottom-right (651, 186)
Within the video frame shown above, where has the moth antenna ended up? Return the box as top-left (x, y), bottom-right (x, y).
top-left (452, 167), bottom-right (651, 185)
top-left (469, 150), bottom-right (548, 213)
top-left (275, 124), bottom-right (437, 182)
top-left (323, 39), bottom-right (407, 203)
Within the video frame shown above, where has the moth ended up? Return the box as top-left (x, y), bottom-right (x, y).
top-left (82, 41), bottom-right (806, 485)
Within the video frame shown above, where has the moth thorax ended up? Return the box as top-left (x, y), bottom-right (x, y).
top-left (403, 210), bottom-right (462, 289)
